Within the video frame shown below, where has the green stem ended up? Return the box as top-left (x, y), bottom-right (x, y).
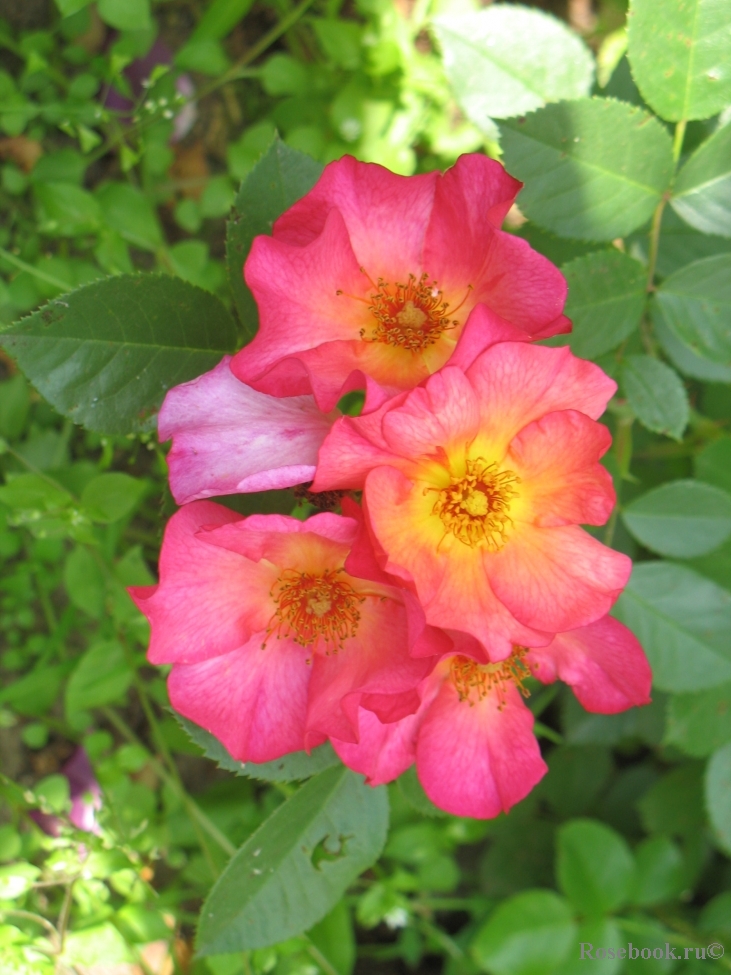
top-left (645, 193), bottom-right (668, 294)
top-left (0, 247), bottom-right (71, 291)
top-left (0, 909), bottom-right (60, 951)
top-left (672, 118), bottom-right (687, 164)
top-left (3, 443), bottom-right (79, 501)
top-left (305, 938), bottom-right (341, 975)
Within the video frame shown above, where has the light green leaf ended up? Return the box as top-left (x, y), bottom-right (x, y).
top-left (0, 274), bottom-right (238, 435)
top-left (613, 562), bottom-right (731, 692)
top-left (705, 741), bottom-right (731, 855)
top-left (630, 836), bottom-right (684, 906)
top-left (81, 473), bottom-right (147, 523)
top-left (96, 183), bottom-right (163, 252)
top-left (471, 889), bottom-right (576, 975)
top-left (62, 923), bottom-right (134, 966)
top-left (197, 764), bottom-right (389, 954)
top-left (227, 135), bottom-right (322, 338)
top-left (545, 251), bottom-right (645, 359)
top-left (97, 0), bottom-right (152, 32)
top-left (190, 0), bottom-right (255, 41)
top-left (64, 546), bottom-right (106, 617)
top-left (174, 39), bottom-right (230, 76)
top-left (556, 819), bottom-right (635, 917)
top-left (655, 254), bottom-right (731, 365)
top-left (665, 683), bottom-right (731, 757)
top-left (695, 437), bottom-right (731, 493)
top-left (622, 479), bottom-right (731, 557)
top-left (54, 0), bottom-right (93, 15)
top-left (433, 6), bottom-right (593, 126)
top-left (499, 99), bottom-right (674, 240)
top-left (0, 863), bottom-right (41, 900)
top-left (621, 355), bottom-right (689, 441)
top-left (672, 123), bottom-right (731, 238)
top-left (65, 640), bottom-right (133, 714)
top-left (653, 205), bottom-right (731, 279)
top-left (308, 902), bottom-right (356, 975)
top-left (178, 714), bottom-right (340, 781)
top-left (34, 181), bottom-right (101, 236)
top-left (655, 310), bottom-right (731, 382)
top-left (556, 918), bottom-right (622, 974)
top-left (627, 0), bottom-right (731, 121)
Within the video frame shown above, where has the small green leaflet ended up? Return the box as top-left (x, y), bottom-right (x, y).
top-left (706, 742), bottom-right (731, 856)
top-left (556, 819), bottom-right (635, 917)
top-left (627, 0), bottom-right (731, 122)
top-left (197, 764), bottom-right (389, 954)
top-left (432, 5), bottom-right (593, 125)
top-left (499, 99), bottom-right (674, 240)
top-left (0, 274), bottom-right (238, 435)
top-left (654, 254), bottom-right (731, 365)
top-left (665, 684), bottom-right (731, 758)
top-left (177, 714), bottom-right (340, 782)
top-left (622, 479), bottom-right (731, 558)
top-left (621, 354), bottom-right (689, 441)
top-left (671, 123), bottom-right (731, 240)
top-left (227, 136), bottom-right (323, 338)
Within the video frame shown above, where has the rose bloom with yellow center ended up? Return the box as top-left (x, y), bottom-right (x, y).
top-left (231, 154), bottom-right (570, 411)
top-left (313, 333), bottom-right (631, 659)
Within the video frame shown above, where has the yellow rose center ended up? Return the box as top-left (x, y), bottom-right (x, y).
top-left (265, 569), bottom-right (365, 654)
top-left (431, 458), bottom-right (520, 550)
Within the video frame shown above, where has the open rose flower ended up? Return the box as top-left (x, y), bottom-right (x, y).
top-left (231, 153), bottom-right (570, 410)
top-left (333, 615), bottom-right (651, 818)
top-left (314, 341), bottom-right (630, 657)
top-left (159, 356), bottom-right (339, 504)
top-left (130, 502), bottom-right (440, 762)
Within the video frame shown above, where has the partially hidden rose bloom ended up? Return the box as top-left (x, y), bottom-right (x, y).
top-left (231, 153), bottom-right (570, 410)
top-left (130, 501), bottom-right (442, 762)
top-left (332, 615), bottom-right (652, 818)
top-left (158, 356), bottom-right (339, 505)
top-left (30, 748), bottom-right (102, 836)
top-left (313, 340), bottom-right (631, 658)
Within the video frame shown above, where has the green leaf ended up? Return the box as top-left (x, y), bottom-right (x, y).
top-left (613, 562), bottom-right (731, 692)
top-left (639, 763), bottom-right (706, 836)
top-left (397, 766), bottom-right (448, 818)
top-left (0, 664), bottom-right (63, 716)
top-left (81, 473), bottom-right (147, 523)
top-left (177, 714), bottom-right (340, 781)
top-left (695, 437), bottom-right (731, 494)
top-left (190, 0), bottom-right (255, 41)
top-left (705, 742), bottom-right (731, 855)
top-left (34, 181), bottom-right (101, 236)
top-left (654, 254), bottom-right (731, 365)
top-left (65, 640), bottom-right (133, 713)
top-left (197, 764), bottom-right (389, 954)
top-left (64, 546), bottom-right (106, 617)
top-left (665, 683), bottom-right (731, 757)
top-left (630, 836), bottom-right (684, 906)
top-left (556, 819), bottom-right (635, 917)
top-left (621, 355), bottom-right (689, 441)
top-left (471, 889), bottom-right (576, 975)
top-left (55, 0), bottom-right (93, 15)
top-left (0, 274), bottom-right (238, 435)
top-left (654, 205), bottom-right (731, 279)
top-left (499, 99), bottom-right (674, 240)
top-left (0, 374), bottom-right (30, 439)
top-left (174, 39), bottom-right (230, 76)
top-left (622, 479), bottom-right (731, 557)
top-left (627, 0), bottom-right (731, 121)
top-left (432, 6), bottom-right (593, 125)
top-left (308, 901), bottom-right (356, 975)
top-left (671, 123), bottom-right (731, 239)
top-left (96, 183), bottom-right (163, 252)
top-left (555, 918), bottom-right (623, 974)
top-left (545, 251), bottom-right (645, 359)
top-left (655, 309), bottom-right (731, 382)
top-left (226, 136), bottom-right (322, 339)
top-left (97, 0), bottom-right (152, 32)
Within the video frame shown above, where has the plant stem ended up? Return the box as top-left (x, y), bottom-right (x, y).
top-left (305, 937), bottom-right (341, 975)
top-left (645, 193), bottom-right (668, 294)
top-left (672, 118), bottom-right (687, 163)
top-left (0, 247), bottom-right (71, 291)
top-left (0, 909), bottom-right (60, 951)
top-left (56, 881), bottom-right (74, 953)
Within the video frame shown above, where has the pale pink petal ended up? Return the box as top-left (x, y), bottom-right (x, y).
top-left (158, 357), bottom-right (339, 504)
top-left (467, 343), bottom-right (617, 456)
top-left (416, 668), bottom-right (547, 819)
top-left (486, 523), bottom-right (632, 633)
top-left (507, 410), bottom-right (615, 527)
top-left (529, 615), bottom-right (652, 713)
top-left (332, 706), bottom-right (420, 786)
top-left (168, 637), bottom-right (311, 763)
top-left (130, 501), bottom-right (275, 665)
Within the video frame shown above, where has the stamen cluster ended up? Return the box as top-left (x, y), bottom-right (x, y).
top-left (360, 272), bottom-right (458, 351)
top-left (266, 568), bottom-right (365, 654)
top-left (431, 458), bottom-right (521, 549)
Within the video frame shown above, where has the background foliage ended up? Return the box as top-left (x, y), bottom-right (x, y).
top-left (1, 0), bottom-right (731, 973)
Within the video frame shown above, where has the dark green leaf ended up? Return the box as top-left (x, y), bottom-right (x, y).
top-left (695, 437), bottom-right (731, 493)
top-left (197, 764), bottom-right (389, 954)
top-left (471, 889), bottom-right (576, 975)
top-left (190, 0), bottom-right (255, 41)
top-left (638, 763), bottom-right (706, 837)
top-left (432, 7), bottom-right (593, 125)
top-left (555, 918), bottom-right (622, 974)
top-left (665, 683), bottom-right (731, 758)
top-left (499, 99), bottom-right (674, 240)
top-left (557, 819), bottom-right (635, 916)
top-left (613, 562), bottom-right (731, 692)
top-left (540, 746), bottom-right (613, 818)
top-left (0, 274), bottom-right (238, 435)
top-left (64, 546), bottom-right (106, 617)
top-left (627, 0), bottom-right (731, 121)
top-left (622, 479), bottom-right (731, 557)
top-left (227, 136), bottom-right (322, 338)
top-left (544, 251), bottom-right (645, 359)
top-left (96, 183), bottom-right (163, 252)
top-left (81, 473), bottom-right (147, 523)
top-left (630, 836), bottom-right (684, 906)
top-left (307, 902), bottom-right (356, 975)
top-left (177, 714), bottom-right (340, 782)
top-left (621, 355), bottom-right (689, 440)
top-left (97, 0), bottom-right (151, 31)
top-left (653, 206), bottom-right (731, 279)
top-left (655, 310), bottom-right (731, 382)
top-left (705, 742), bottom-right (731, 855)
top-left (397, 766), bottom-right (448, 818)
top-left (672, 123), bottom-right (731, 238)
top-left (34, 181), bottom-right (101, 236)
top-left (65, 640), bottom-right (132, 713)
top-left (654, 254), bottom-right (731, 365)
top-left (0, 665), bottom-right (63, 716)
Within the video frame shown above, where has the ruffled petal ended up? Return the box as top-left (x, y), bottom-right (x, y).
top-left (158, 356), bottom-right (339, 504)
top-left (332, 706), bottom-right (420, 786)
top-left (507, 410), bottom-right (615, 527)
top-left (168, 637), bottom-right (311, 763)
top-left (486, 523), bottom-right (632, 633)
top-left (416, 666), bottom-right (547, 818)
top-left (448, 302), bottom-right (532, 373)
top-left (130, 501), bottom-right (275, 665)
top-left (529, 615), bottom-right (652, 713)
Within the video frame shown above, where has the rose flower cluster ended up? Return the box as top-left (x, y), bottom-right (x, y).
top-left (131, 155), bottom-right (651, 819)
